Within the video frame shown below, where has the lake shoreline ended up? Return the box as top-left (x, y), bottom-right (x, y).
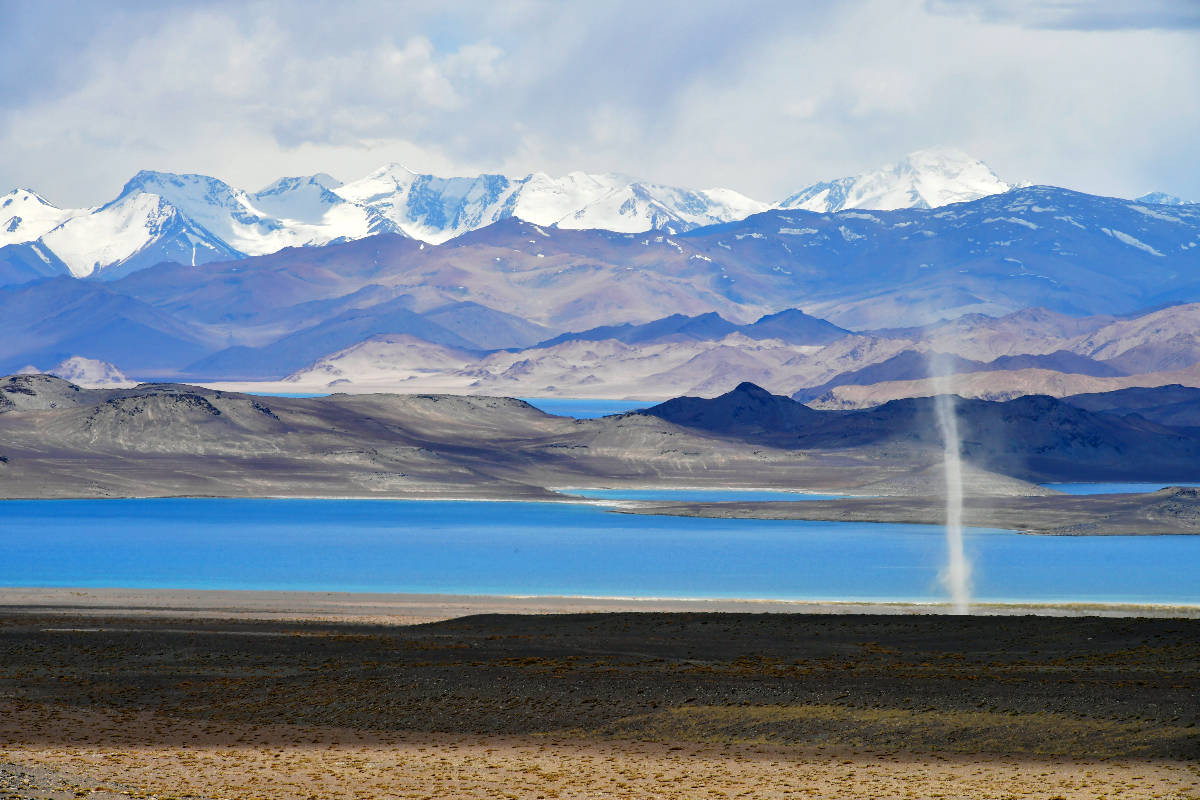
top-left (616, 487), bottom-right (1200, 535)
top-left (3, 586), bottom-right (1197, 623)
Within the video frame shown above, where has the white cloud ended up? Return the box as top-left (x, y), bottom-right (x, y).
top-left (0, 0), bottom-right (1197, 207)
top-left (926, 0), bottom-right (1200, 31)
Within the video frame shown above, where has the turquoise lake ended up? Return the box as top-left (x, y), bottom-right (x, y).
top-left (1, 498), bottom-right (1196, 605)
top-left (519, 398), bottom-right (649, 418)
top-left (563, 489), bottom-right (843, 502)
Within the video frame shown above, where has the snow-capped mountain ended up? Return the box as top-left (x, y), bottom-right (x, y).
top-left (117, 170), bottom-right (380, 256)
top-left (779, 147), bottom-right (1013, 212)
top-left (0, 166), bottom-right (768, 277)
top-left (40, 190), bottom-right (240, 278)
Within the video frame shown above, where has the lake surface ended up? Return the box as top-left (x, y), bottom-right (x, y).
top-left (1, 499), bottom-right (1196, 605)
top-left (519, 398), bottom-right (650, 418)
top-left (564, 489), bottom-right (843, 502)
top-left (1044, 482), bottom-right (1200, 495)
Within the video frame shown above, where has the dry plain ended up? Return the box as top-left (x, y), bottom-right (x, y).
top-left (0, 593), bottom-right (1197, 800)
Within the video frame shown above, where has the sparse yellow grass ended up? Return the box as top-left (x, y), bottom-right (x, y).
top-left (3, 701), bottom-right (1198, 800)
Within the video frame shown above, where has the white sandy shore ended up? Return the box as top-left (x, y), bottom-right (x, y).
top-left (1, 586), bottom-right (1196, 623)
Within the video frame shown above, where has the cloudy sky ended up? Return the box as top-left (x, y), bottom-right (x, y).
top-left (2, 0), bottom-right (1198, 207)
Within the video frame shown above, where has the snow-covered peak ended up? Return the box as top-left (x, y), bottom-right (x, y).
top-left (41, 191), bottom-right (184, 277)
top-left (8, 163), bottom-right (772, 276)
top-left (118, 170), bottom-right (245, 208)
top-left (510, 171), bottom-right (625, 227)
top-left (336, 163), bottom-right (423, 204)
top-left (1136, 191), bottom-right (1195, 206)
top-left (251, 174), bottom-right (347, 224)
top-left (697, 187), bottom-right (771, 218)
top-left (375, 163), bottom-right (420, 179)
top-left (256, 173), bottom-right (343, 195)
top-left (2, 187), bottom-right (55, 207)
top-left (779, 147), bottom-right (1012, 213)
top-left (0, 188), bottom-right (80, 247)
top-left (511, 172), bottom-right (768, 233)
top-left (116, 170), bottom-right (357, 255)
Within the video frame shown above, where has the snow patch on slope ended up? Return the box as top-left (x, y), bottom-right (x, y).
top-left (1101, 227), bottom-right (1164, 256)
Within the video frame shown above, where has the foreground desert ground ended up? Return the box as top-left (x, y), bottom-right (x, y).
top-left (0, 591), bottom-right (1196, 800)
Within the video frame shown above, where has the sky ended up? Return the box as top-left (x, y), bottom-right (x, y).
top-left (1, 0), bottom-right (1198, 207)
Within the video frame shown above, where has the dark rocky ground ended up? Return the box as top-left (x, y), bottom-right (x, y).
top-left (1, 611), bottom-right (1196, 761)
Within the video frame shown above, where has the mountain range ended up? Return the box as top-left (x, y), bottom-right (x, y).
top-left (2, 147), bottom-right (1199, 403)
top-left (1, 185), bottom-right (1197, 391)
top-left (0, 147), bottom-right (1027, 280)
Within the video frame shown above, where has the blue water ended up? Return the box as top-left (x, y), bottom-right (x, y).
top-left (1, 499), bottom-right (1196, 604)
top-left (564, 489), bottom-right (843, 502)
top-left (245, 392), bottom-right (330, 398)
top-left (1044, 482), bottom-right (1200, 495)
top-left (519, 398), bottom-right (649, 418)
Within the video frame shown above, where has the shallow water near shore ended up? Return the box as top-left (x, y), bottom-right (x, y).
top-left (1, 499), bottom-right (1196, 605)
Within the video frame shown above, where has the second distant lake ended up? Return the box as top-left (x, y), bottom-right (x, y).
top-left (563, 489), bottom-right (843, 502)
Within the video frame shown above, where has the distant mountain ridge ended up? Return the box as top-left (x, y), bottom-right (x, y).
top-left (534, 308), bottom-right (848, 349)
top-left (2, 183), bottom-right (1198, 389)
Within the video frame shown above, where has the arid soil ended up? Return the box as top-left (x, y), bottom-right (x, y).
top-left (0, 607), bottom-right (1196, 799)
